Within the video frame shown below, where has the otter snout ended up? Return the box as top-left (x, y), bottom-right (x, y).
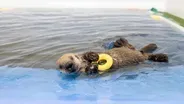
top-left (58, 62), bottom-right (79, 73)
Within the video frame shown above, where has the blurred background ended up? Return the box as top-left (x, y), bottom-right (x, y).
top-left (0, 0), bottom-right (183, 18)
top-left (0, 0), bottom-right (166, 10)
top-left (0, 0), bottom-right (164, 10)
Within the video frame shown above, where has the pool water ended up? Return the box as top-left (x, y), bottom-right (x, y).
top-left (0, 9), bottom-right (184, 103)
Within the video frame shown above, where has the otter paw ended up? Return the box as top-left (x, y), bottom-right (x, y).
top-left (85, 64), bottom-right (98, 75)
top-left (83, 52), bottom-right (99, 63)
top-left (148, 53), bottom-right (168, 62)
top-left (140, 43), bottom-right (158, 53)
top-left (114, 38), bottom-right (135, 50)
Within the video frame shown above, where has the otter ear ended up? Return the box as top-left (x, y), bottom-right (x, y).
top-left (83, 52), bottom-right (99, 63)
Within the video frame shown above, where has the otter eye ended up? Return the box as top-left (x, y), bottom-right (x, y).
top-left (75, 55), bottom-right (79, 59)
top-left (83, 60), bottom-right (87, 63)
top-left (69, 56), bottom-right (74, 61)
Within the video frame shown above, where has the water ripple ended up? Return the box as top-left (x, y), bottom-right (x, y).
top-left (0, 9), bottom-right (184, 68)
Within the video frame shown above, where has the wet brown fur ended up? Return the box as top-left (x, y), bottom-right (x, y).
top-left (57, 38), bottom-right (168, 75)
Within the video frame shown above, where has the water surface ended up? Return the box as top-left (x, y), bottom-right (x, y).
top-left (0, 9), bottom-right (184, 103)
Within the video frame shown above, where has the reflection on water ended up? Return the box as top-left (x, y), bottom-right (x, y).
top-left (0, 9), bottom-right (184, 69)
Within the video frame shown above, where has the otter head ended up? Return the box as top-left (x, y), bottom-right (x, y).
top-left (56, 53), bottom-right (88, 74)
top-left (56, 52), bottom-right (99, 75)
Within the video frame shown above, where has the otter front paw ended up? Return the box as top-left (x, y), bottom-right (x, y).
top-left (83, 52), bottom-right (99, 63)
top-left (85, 64), bottom-right (98, 75)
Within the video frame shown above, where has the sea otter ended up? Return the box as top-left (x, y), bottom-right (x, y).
top-left (56, 38), bottom-right (168, 75)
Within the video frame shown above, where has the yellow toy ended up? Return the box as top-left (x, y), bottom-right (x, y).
top-left (151, 15), bottom-right (161, 21)
top-left (96, 54), bottom-right (113, 71)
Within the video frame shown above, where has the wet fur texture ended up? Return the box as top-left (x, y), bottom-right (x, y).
top-left (57, 38), bottom-right (168, 75)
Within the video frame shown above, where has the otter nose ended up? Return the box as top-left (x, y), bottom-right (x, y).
top-left (66, 63), bottom-right (76, 73)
